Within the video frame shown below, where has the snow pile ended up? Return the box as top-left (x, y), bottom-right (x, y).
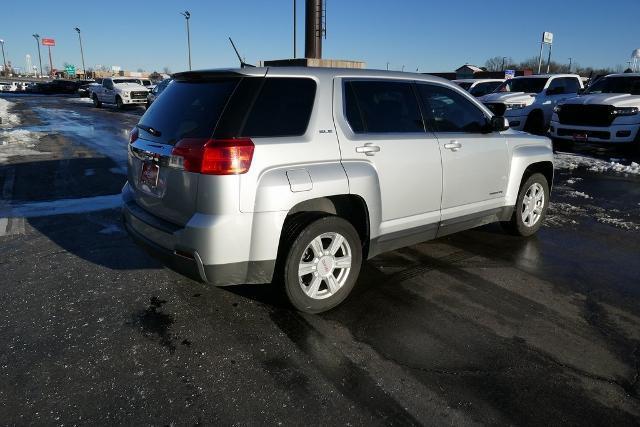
top-left (0, 98), bottom-right (21, 128)
top-left (566, 191), bottom-right (592, 199)
top-left (554, 152), bottom-right (640, 176)
top-left (0, 129), bottom-right (46, 164)
top-left (596, 215), bottom-right (640, 231)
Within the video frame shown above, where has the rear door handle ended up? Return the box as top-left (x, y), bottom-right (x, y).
top-left (356, 144), bottom-right (381, 156)
top-left (444, 141), bottom-right (462, 151)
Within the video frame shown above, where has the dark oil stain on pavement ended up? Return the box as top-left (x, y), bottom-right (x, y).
top-left (128, 296), bottom-right (177, 353)
top-left (269, 309), bottom-right (422, 426)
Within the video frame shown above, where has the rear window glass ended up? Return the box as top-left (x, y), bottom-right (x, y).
top-left (345, 80), bottom-right (424, 133)
top-left (241, 78), bottom-right (316, 137)
top-left (138, 78), bottom-right (240, 145)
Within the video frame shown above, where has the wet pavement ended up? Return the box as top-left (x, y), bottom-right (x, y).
top-left (0, 94), bottom-right (639, 425)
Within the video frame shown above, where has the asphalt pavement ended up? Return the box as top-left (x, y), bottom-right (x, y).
top-left (0, 94), bottom-right (639, 425)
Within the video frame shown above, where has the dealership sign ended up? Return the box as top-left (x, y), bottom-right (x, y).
top-left (542, 32), bottom-right (553, 44)
top-left (42, 38), bottom-right (55, 46)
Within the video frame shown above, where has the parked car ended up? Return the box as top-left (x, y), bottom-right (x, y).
top-left (91, 77), bottom-right (149, 109)
top-left (479, 74), bottom-right (583, 135)
top-left (122, 67), bottom-right (553, 313)
top-left (453, 79), bottom-right (504, 97)
top-left (549, 73), bottom-right (640, 148)
top-left (0, 81), bottom-right (19, 92)
top-left (145, 78), bottom-right (171, 109)
top-left (26, 79), bottom-right (82, 94)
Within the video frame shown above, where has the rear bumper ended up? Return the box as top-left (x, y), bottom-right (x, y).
top-left (121, 183), bottom-right (276, 286)
top-left (549, 120), bottom-right (640, 144)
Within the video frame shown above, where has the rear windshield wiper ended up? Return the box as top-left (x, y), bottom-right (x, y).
top-left (138, 124), bottom-right (162, 137)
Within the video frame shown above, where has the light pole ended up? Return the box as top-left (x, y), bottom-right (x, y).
top-left (180, 11), bottom-right (191, 70)
top-left (74, 27), bottom-right (86, 78)
top-left (568, 57), bottom-right (572, 73)
top-left (0, 40), bottom-right (7, 77)
top-left (33, 34), bottom-right (43, 77)
top-left (501, 56), bottom-right (507, 71)
top-left (293, 0), bottom-right (297, 58)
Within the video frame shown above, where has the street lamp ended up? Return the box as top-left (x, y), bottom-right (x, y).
top-left (501, 56), bottom-right (507, 71)
top-left (0, 40), bottom-right (7, 77)
top-left (32, 34), bottom-right (43, 77)
top-left (74, 27), bottom-right (86, 78)
top-left (568, 57), bottom-right (572, 73)
top-left (180, 11), bottom-right (191, 71)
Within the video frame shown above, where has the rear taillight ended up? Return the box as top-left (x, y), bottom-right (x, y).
top-left (129, 127), bottom-right (139, 144)
top-left (171, 138), bottom-right (254, 175)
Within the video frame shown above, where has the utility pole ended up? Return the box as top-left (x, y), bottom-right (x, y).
top-left (386, 62), bottom-right (389, 70)
top-left (33, 34), bottom-right (43, 77)
top-left (546, 43), bottom-right (553, 74)
top-left (180, 11), bottom-right (191, 71)
top-left (293, 0), bottom-right (297, 58)
top-left (501, 56), bottom-right (507, 71)
top-left (74, 27), bottom-right (86, 78)
top-left (568, 57), bottom-right (572, 73)
top-left (47, 44), bottom-right (53, 77)
top-left (0, 40), bottom-right (7, 77)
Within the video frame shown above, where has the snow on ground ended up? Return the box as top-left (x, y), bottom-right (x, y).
top-left (554, 152), bottom-right (640, 175)
top-left (0, 129), bottom-right (47, 164)
top-left (0, 98), bottom-right (21, 128)
top-left (0, 194), bottom-right (122, 218)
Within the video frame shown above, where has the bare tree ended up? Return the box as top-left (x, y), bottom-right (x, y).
top-left (484, 56), bottom-right (514, 71)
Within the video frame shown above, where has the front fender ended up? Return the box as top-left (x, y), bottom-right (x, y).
top-left (505, 141), bottom-right (554, 205)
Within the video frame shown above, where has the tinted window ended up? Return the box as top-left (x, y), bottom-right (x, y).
top-left (456, 82), bottom-right (473, 91)
top-left (548, 77), bottom-right (580, 94)
top-left (418, 84), bottom-right (488, 133)
top-left (241, 78), bottom-right (316, 137)
top-left (138, 78), bottom-right (240, 145)
top-left (586, 76), bottom-right (640, 95)
top-left (345, 80), bottom-right (424, 133)
top-left (470, 81), bottom-right (502, 97)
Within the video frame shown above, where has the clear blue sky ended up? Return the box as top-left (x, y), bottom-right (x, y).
top-left (2, 0), bottom-right (639, 74)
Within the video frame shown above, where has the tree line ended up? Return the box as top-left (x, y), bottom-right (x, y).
top-left (484, 56), bottom-right (625, 77)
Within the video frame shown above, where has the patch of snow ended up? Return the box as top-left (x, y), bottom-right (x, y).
top-left (0, 129), bottom-right (46, 164)
top-left (596, 215), bottom-right (640, 231)
top-left (0, 98), bottom-right (21, 128)
top-left (554, 152), bottom-right (640, 176)
top-left (0, 194), bottom-right (122, 218)
top-left (567, 191), bottom-right (592, 199)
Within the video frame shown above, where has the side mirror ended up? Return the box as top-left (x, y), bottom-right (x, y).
top-left (491, 116), bottom-right (509, 132)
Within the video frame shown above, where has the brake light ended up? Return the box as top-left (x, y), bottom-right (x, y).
top-left (171, 138), bottom-right (254, 175)
top-left (129, 127), bottom-right (139, 144)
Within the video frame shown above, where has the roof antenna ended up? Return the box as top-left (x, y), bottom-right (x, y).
top-left (229, 37), bottom-right (255, 68)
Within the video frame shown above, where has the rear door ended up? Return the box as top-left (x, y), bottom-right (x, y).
top-left (416, 83), bottom-right (509, 218)
top-left (334, 78), bottom-right (442, 238)
top-left (128, 75), bottom-right (247, 225)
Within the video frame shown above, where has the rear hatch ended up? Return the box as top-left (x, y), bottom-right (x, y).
top-left (127, 70), bottom-right (265, 226)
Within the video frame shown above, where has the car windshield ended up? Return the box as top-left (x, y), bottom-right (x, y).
top-left (113, 79), bottom-right (140, 85)
top-left (586, 76), bottom-right (640, 95)
top-left (495, 78), bottom-right (549, 94)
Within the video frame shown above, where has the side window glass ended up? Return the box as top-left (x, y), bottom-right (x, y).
top-left (418, 84), bottom-right (488, 133)
top-left (564, 78), bottom-right (580, 93)
top-left (346, 80), bottom-right (424, 133)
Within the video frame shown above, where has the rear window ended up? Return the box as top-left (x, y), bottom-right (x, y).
top-left (241, 78), bottom-right (316, 137)
top-left (138, 78), bottom-right (240, 145)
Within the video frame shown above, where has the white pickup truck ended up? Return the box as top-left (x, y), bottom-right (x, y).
top-left (91, 77), bottom-right (149, 109)
top-left (479, 74), bottom-right (583, 135)
top-left (550, 73), bottom-right (640, 149)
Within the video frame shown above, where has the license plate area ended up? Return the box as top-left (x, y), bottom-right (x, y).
top-left (140, 161), bottom-right (160, 190)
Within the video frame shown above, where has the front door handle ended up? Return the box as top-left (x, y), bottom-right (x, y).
top-left (444, 141), bottom-right (462, 151)
top-left (356, 143), bottom-right (381, 156)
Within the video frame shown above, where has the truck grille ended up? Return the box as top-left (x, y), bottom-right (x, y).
top-left (557, 104), bottom-right (615, 127)
top-left (483, 103), bottom-right (506, 116)
top-left (131, 91), bottom-right (148, 100)
top-left (557, 128), bottom-right (610, 140)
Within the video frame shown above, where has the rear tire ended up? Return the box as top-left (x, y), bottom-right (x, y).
top-left (281, 216), bottom-right (362, 313)
top-left (92, 94), bottom-right (102, 108)
top-left (501, 173), bottom-right (549, 237)
top-left (524, 110), bottom-right (546, 136)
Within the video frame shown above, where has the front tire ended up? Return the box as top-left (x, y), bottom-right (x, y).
top-left (92, 94), bottom-right (102, 108)
top-left (116, 96), bottom-right (124, 110)
top-left (281, 216), bottom-right (362, 313)
top-left (502, 173), bottom-right (549, 237)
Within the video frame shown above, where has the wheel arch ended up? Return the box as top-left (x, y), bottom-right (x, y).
top-left (505, 144), bottom-right (554, 206)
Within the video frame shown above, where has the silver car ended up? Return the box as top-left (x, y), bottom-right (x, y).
top-left (123, 67), bottom-right (553, 313)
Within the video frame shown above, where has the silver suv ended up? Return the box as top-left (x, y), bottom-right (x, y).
top-left (122, 67), bottom-right (554, 313)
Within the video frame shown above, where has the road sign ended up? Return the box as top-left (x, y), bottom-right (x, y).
top-left (542, 32), bottom-right (553, 44)
top-left (65, 65), bottom-right (76, 76)
top-left (42, 38), bottom-right (55, 46)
